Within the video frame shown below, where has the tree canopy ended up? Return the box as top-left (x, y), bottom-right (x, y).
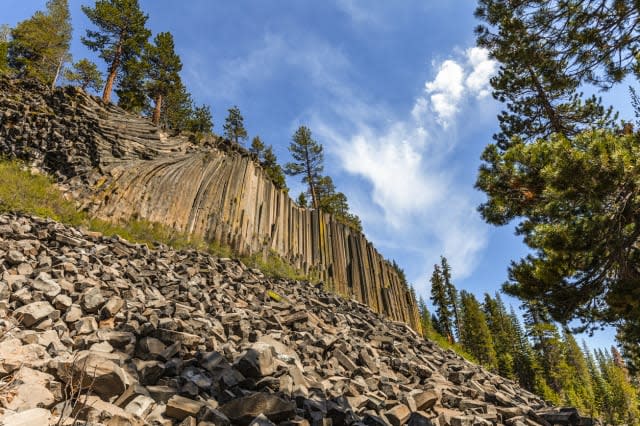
top-left (475, 0), bottom-right (640, 370)
top-left (0, 25), bottom-right (11, 76)
top-left (223, 105), bottom-right (248, 145)
top-left (145, 32), bottom-right (182, 125)
top-left (64, 58), bottom-right (103, 92)
top-left (285, 126), bottom-right (324, 210)
top-left (82, 0), bottom-right (150, 102)
top-left (8, 0), bottom-right (71, 88)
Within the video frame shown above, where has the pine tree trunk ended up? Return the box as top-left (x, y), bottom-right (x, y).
top-left (152, 94), bottom-right (162, 126)
top-left (304, 146), bottom-right (318, 209)
top-left (51, 58), bottom-right (63, 91)
top-left (102, 41), bottom-right (122, 103)
top-left (527, 66), bottom-right (565, 136)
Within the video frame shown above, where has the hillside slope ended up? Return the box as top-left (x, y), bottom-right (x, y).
top-left (0, 77), bottom-right (420, 333)
top-left (0, 213), bottom-right (586, 425)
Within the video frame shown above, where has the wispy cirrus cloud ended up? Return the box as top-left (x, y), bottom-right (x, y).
top-left (313, 46), bottom-right (497, 279)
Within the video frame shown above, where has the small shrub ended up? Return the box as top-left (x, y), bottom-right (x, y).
top-left (241, 251), bottom-right (308, 281)
top-left (0, 160), bottom-right (84, 225)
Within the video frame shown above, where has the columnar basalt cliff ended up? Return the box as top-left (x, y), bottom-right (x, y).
top-left (0, 78), bottom-right (421, 333)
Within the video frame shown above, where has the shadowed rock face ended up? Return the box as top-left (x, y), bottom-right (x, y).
top-left (0, 78), bottom-right (422, 333)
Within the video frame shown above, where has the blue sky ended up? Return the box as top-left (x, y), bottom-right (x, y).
top-left (4, 0), bottom-right (626, 349)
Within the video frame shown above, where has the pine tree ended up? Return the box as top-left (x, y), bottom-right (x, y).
top-left (187, 104), bottom-right (213, 135)
top-left (596, 348), bottom-right (640, 424)
top-left (8, 0), bottom-right (72, 88)
top-left (483, 293), bottom-right (516, 380)
top-left (584, 343), bottom-right (607, 419)
top-left (116, 57), bottom-right (149, 113)
top-left (509, 307), bottom-right (539, 392)
top-left (159, 79), bottom-right (193, 132)
top-left (0, 25), bottom-right (11, 76)
top-left (481, 129), bottom-right (640, 358)
top-left (284, 126), bottom-right (324, 210)
top-left (64, 58), bottom-right (103, 92)
top-left (475, 0), bottom-right (640, 361)
top-left (296, 192), bottom-right (308, 208)
top-left (315, 176), bottom-right (362, 231)
top-left (477, 1), bottom-right (640, 90)
top-left (459, 291), bottom-right (497, 370)
top-left (223, 105), bottom-right (247, 145)
top-left (562, 329), bottom-right (595, 414)
top-left (522, 301), bottom-right (569, 400)
top-left (418, 296), bottom-right (432, 338)
top-left (391, 260), bottom-right (408, 287)
top-left (82, 0), bottom-right (150, 102)
top-left (261, 146), bottom-right (288, 192)
top-left (430, 264), bottom-right (454, 343)
top-left (250, 136), bottom-right (265, 157)
top-left (145, 32), bottom-right (182, 125)
top-left (431, 313), bottom-right (443, 336)
top-left (440, 257), bottom-right (461, 340)
top-left (475, 0), bottom-right (615, 149)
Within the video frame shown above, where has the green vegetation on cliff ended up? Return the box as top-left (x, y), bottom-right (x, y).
top-left (0, 159), bottom-right (315, 283)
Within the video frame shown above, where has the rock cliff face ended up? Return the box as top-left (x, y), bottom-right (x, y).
top-left (0, 78), bottom-right (421, 333)
top-left (0, 213), bottom-right (588, 425)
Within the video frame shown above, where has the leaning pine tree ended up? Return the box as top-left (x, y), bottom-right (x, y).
top-left (474, 0), bottom-right (640, 370)
top-left (81, 0), bottom-right (150, 103)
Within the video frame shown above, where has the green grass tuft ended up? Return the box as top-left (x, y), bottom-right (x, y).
top-left (241, 250), bottom-right (309, 281)
top-left (0, 160), bottom-right (85, 225)
top-left (0, 159), bottom-right (304, 281)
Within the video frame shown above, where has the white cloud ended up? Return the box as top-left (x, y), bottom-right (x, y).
top-left (311, 49), bottom-right (496, 279)
top-left (420, 47), bottom-right (497, 128)
top-left (465, 47), bottom-right (497, 99)
top-left (424, 60), bottom-right (465, 128)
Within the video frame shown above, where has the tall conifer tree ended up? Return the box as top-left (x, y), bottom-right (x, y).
top-left (285, 126), bottom-right (324, 210)
top-left (82, 0), bottom-right (150, 102)
top-left (483, 293), bottom-right (516, 379)
top-left (8, 0), bottom-right (71, 88)
top-left (562, 329), bottom-right (595, 413)
top-left (440, 257), bottom-right (461, 339)
top-left (145, 32), bottom-right (182, 125)
top-left (430, 264), bottom-right (454, 343)
top-left (223, 106), bottom-right (248, 145)
top-left (261, 146), bottom-right (288, 192)
top-left (459, 291), bottom-right (497, 370)
top-left (250, 136), bottom-right (265, 157)
top-left (418, 296), bottom-right (432, 337)
top-left (0, 25), bottom-right (10, 76)
top-left (64, 58), bottom-right (103, 92)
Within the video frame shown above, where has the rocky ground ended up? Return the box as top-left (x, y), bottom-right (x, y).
top-left (0, 213), bottom-right (590, 425)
